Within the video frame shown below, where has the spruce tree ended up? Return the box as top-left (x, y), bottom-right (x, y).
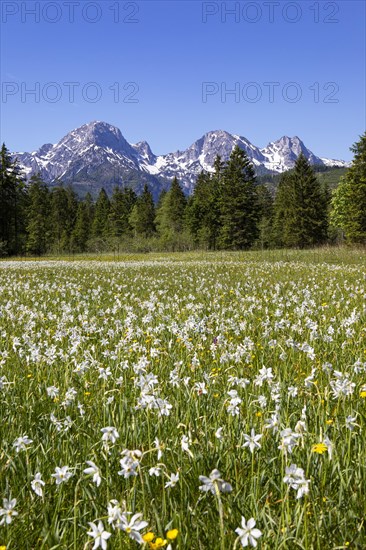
top-left (70, 201), bottom-right (90, 252)
top-left (92, 189), bottom-right (110, 239)
top-left (331, 133), bottom-right (366, 243)
top-left (291, 153), bottom-right (328, 246)
top-left (0, 144), bottom-right (26, 255)
top-left (109, 187), bottom-right (137, 237)
top-left (256, 184), bottom-right (274, 249)
top-left (26, 174), bottom-right (50, 255)
top-left (50, 185), bottom-right (78, 253)
top-left (187, 166), bottom-right (221, 249)
top-left (273, 155), bottom-right (329, 247)
top-left (218, 146), bottom-right (259, 249)
top-left (272, 172), bottom-right (297, 247)
top-left (156, 177), bottom-right (187, 241)
top-left (129, 184), bottom-right (156, 238)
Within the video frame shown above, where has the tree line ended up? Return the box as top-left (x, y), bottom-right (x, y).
top-left (0, 133), bottom-right (365, 256)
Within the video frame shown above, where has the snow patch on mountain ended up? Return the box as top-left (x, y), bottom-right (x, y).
top-left (13, 121), bottom-right (348, 195)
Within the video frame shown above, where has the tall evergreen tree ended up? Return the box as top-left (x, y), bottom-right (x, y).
top-left (70, 201), bottom-right (90, 252)
top-left (272, 172), bottom-right (297, 247)
top-left (156, 177), bottom-right (187, 240)
top-left (331, 133), bottom-right (366, 243)
top-left (129, 184), bottom-right (156, 238)
top-left (218, 146), bottom-right (259, 249)
top-left (187, 166), bottom-right (221, 249)
top-left (256, 184), bottom-right (274, 249)
top-left (109, 187), bottom-right (137, 237)
top-left (26, 174), bottom-right (50, 255)
top-left (0, 144), bottom-right (26, 255)
top-left (50, 185), bottom-right (78, 252)
top-left (273, 155), bottom-right (329, 247)
top-left (92, 188), bottom-right (110, 238)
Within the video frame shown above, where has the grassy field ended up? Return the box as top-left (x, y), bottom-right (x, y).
top-left (0, 249), bottom-right (365, 549)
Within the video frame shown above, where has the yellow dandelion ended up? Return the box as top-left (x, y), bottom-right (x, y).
top-left (312, 442), bottom-right (327, 454)
top-left (166, 529), bottom-right (179, 540)
top-left (143, 532), bottom-right (155, 542)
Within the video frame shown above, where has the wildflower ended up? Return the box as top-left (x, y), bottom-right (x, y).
top-left (52, 466), bottom-right (73, 485)
top-left (215, 427), bottom-right (224, 440)
top-left (13, 435), bottom-right (33, 452)
top-left (87, 520), bottom-right (111, 550)
top-left (283, 464), bottom-right (310, 499)
top-left (149, 466), bottom-right (162, 477)
top-left (118, 449), bottom-right (142, 479)
top-left (193, 381), bottom-right (207, 395)
top-left (101, 426), bottom-right (119, 444)
top-left (98, 367), bottom-right (112, 380)
top-left (235, 516), bottom-right (262, 547)
top-left (143, 532), bottom-right (155, 543)
top-left (46, 386), bottom-right (59, 398)
top-left (288, 386), bottom-right (298, 397)
top-left (324, 436), bottom-right (333, 460)
top-left (199, 469), bottom-right (232, 494)
top-left (345, 415), bottom-right (358, 431)
top-left (242, 429), bottom-right (262, 453)
top-left (181, 435), bottom-right (193, 457)
top-left (154, 438), bottom-right (164, 460)
top-left (166, 529), bottom-right (178, 540)
top-left (116, 512), bottom-right (148, 544)
top-left (254, 366), bottom-right (274, 387)
top-left (107, 499), bottom-right (123, 527)
top-left (278, 428), bottom-right (300, 454)
top-left (0, 498), bottom-right (18, 525)
top-left (165, 473), bottom-right (179, 488)
top-left (312, 443), bottom-right (327, 454)
top-left (84, 461), bottom-right (102, 487)
top-left (31, 473), bottom-right (45, 497)
top-left (264, 412), bottom-right (279, 432)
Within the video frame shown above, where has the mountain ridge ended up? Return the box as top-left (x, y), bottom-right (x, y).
top-left (13, 121), bottom-right (349, 198)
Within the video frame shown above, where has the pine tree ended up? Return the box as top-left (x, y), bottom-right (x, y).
top-left (156, 177), bottom-right (187, 243)
top-left (256, 184), bottom-right (274, 248)
top-left (92, 189), bottom-right (110, 239)
top-left (26, 174), bottom-right (50, 255)
top-left (187, 165), bottom-right (221, 249)
top-left (331, 133), bottom-right (366, 243)
top-left (272, 172), bottom-right (297, 247)
top-left (129, 184), bottom-right (156, 238)
top-left (273, 155), bottom-right (329, 247)
top-left (50, 185), bottom-right (78, 252)
top-left (218, 146), bottom-right (259, 249)
top-left (109, 187), bottom-right (137, 237)
top-left (70, 201), bottom-right (90, 252)
top-left (0, 144), bottom-right (26, 255)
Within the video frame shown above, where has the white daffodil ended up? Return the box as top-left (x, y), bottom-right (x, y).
top-left (13, 435), bottom-right (33, 452)
top-left (31, 473), bottom-right (45, 497)
top-left (101, 426), bottom-right (119, 444)
top-left (52, 465), bottom-right (73, 485)
top-left (235, 516), bottom-right (262, 547)
top-left (116, 512), bottom-right (148, 544)
top-left (165, 472), bottom-right (179, 488)
top-left (242, 429), bottom-right (262, 453)
top-left (84, 460), bottom-right (102, 487)
top-left (283, 463), bottom-right (310, 499)
top-left (0, 498), bottom-right (18, 525)
top-left (87, 520), bottom-right (111, 550)
top-left (199, 469), bottom-right (232, 494)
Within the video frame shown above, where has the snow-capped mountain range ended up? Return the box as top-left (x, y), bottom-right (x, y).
top-left (13, 121), bottom-right (348, 197)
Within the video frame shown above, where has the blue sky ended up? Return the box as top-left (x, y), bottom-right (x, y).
top-left (1, 0), bottom-right (365, 160)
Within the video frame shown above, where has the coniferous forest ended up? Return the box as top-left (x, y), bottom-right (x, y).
top-left (0, 133), bottom-right (365, 256)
